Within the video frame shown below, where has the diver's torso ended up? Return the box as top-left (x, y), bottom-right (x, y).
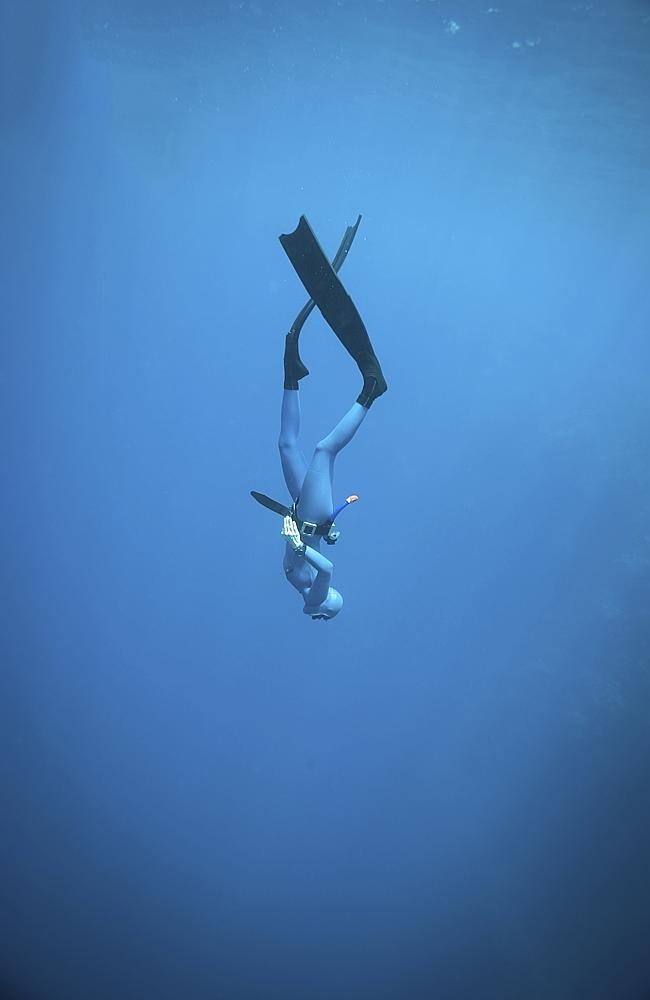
top-left (283, 543), bottom-right (316, 596)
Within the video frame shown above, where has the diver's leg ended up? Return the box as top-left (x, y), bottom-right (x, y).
top-left (318, 401), bottom-right (368, 455)
top-left (278, 389), bottom-right (308, 501)
top-left (296, 402), bottom-right (367, 523)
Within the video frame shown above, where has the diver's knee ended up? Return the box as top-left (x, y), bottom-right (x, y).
top-left (278, 436), bottom-right (297, 454)
top-left (314, 437), bottom-right (335, 456)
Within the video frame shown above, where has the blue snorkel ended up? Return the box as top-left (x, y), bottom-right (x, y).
top-left (331, 494), bottom-right (359, 521)
top-left (323, 495), bottom-right (359, 545)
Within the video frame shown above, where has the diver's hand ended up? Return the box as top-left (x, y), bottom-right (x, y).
top-left (281, 515), bottom-right (306, 555)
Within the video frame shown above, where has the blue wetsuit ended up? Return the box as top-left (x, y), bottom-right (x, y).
top-left (279, 389), bottom-right (367, 616)
top-left (272, 215), bottom-right (387, 619)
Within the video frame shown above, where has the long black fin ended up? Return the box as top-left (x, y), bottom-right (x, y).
top-left (279, 215), bottom-right (387, 407)
top-left (287, 215), bottom-right (362, 338)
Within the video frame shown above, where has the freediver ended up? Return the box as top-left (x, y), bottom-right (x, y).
top-left (251, 215), bottom-right (387, 620)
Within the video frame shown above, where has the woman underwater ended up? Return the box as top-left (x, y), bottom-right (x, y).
top-left (252, 215), bottom-right (387, 621)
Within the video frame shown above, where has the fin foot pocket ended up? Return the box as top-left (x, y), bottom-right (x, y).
top-left (284, 331), bottom-right (309, 389)
top-left (357, 372), bottom-right (387, 408)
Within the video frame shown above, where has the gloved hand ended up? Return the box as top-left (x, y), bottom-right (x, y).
top-left (281, 514), bottom-right (306, 554)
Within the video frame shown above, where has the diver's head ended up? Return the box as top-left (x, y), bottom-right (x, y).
top-left (311, 587), bottom-right (343, 621)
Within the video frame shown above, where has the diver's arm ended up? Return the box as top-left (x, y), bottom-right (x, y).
top-left (301, 545), bottom-right (332, 574)
top-left (297, 543), bottom-right (334, 604)
top-left (281, 517), bottom-right (332, 574)
top-left (302, 548), bottom-right (332, 607)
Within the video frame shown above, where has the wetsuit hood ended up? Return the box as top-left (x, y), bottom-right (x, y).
top-left (305, 587), bottom-right (343, 620)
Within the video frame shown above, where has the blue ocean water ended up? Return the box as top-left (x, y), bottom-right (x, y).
top-left (2, 2), bottom-right (650, 998)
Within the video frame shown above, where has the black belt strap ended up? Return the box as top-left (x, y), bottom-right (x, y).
top-left (250, 491), bottom-right (333, 538)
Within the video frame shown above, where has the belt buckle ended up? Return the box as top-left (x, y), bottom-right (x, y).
top-left (302, 520), bottom-right (318, 536)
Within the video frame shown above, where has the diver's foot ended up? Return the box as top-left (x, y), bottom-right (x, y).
top-left (284, 332), bottom-right (309, 390)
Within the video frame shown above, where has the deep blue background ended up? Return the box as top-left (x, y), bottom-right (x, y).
top-left (2, 2), bottom-right (650, 998)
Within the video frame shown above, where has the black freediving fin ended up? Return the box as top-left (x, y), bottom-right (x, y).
top-left (283, 215), bottom-right (363, 389)
top-left (279, 215), bottom-right (387, 407)
top-left (288, 214), bottom-right (362, 339)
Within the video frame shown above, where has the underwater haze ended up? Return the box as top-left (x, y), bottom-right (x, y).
top-left (2, 1), bottom-right (650, 998)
